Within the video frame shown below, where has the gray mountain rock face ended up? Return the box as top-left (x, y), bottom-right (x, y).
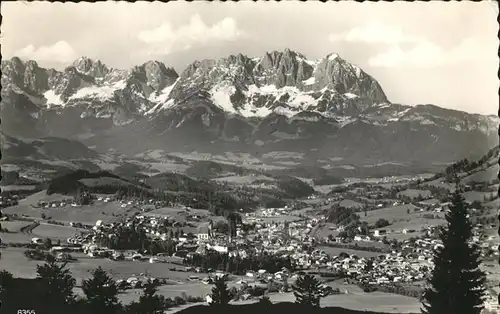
top-left (252, 49), bottom-right (314, 88)
top-left (1, 50), bottom-right (497, 165)
top-left (53, 66), bottom-right (96, 101)
top-left (73, 57), bottom-right (110, 78)
top-left (131, 60), bottom-right (179, 92)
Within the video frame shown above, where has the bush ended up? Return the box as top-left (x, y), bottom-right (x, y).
top-left (258, 295), bottom-right (272, 307)
top-left (359, 283), bottom-right (378, 293)
top-left (186, 296), bottom-right (204, 303)
top-left (246, 286), bottom-right (266, 297)
top-left (374, 218), bottom-right (390, 228)
top-left (174, 296), bottom-right (186, 306)
top-left (24, 249), bottom-right (52, 261)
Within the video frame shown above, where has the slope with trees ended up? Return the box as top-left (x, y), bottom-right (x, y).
top-left (421, 188), bottom-right (487, 314)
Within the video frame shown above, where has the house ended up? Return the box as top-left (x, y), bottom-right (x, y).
top-left (373, 229), bottom-right (387, 237)
top-left (31, 237), bottom-right (43, 244)
top-left (205, 294), bottom-right (213, 304)
top-left (197, 222), bottom-right (212, 241)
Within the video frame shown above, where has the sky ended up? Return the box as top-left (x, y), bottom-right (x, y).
top-left (2, 1), bottom-right (498, 115)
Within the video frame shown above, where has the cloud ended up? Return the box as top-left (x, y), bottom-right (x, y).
top-left (14, 41), bottom-right (78, 64)
top-left (369, 37), bottom-right (495, 68)
top-left (137, 14), bottom-right (246, 55)
top-left (329, 20), bottom-right (419, 44)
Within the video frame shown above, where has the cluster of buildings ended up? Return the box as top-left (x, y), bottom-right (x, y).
top-left (23, 190), bottom-right (496, 305)
top-left (36, 198), bottom-right (76, 209)
top-left (0, 195), bottom-right (19, 208)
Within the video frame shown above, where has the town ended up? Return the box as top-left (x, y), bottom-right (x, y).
top-left (2, 159), bottom-right (499, 313)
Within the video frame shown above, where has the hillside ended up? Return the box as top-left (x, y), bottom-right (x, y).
top-left (2, 50), bottom-right (497, 168)
top-left (41, 168), bottom-right (313, 212)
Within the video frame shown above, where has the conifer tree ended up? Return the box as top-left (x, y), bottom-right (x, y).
top-left (127, 279), bottom-right (165, 314)
top-left (82, 266), bottom-right (122, 314)
top-left (292, 274), bottom-right (325, 308)
top-left (421, 189), bottom-right (486, 314)
top-left (36, 255), bottom-right (76, 314)
top-left (210, 276), bottom-right (231, 306)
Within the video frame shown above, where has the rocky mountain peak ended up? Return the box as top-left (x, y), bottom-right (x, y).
top-left (1, 52), bottom-right (497, 168)
top-left (131, 60), bottom-right (179, 92)
top-left (253, 49), bottom-right (315, 88)
top-left (24, 60), bottom-right (49, 93)
top-left (72, 56), bottom-right (109, 78)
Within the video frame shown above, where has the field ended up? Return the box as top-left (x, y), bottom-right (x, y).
top-left (421, 179), bottom-right (455, 191)
top-left (0, 220), bottom-right (33, 232)
top-left (314, 184), bottom-right (342, 194)
top-left (463, 191), bottom-right (491, 202)
top-left (212, 175), bottom-right (276, 185)
top-left (31, 223), bottom-right (86, 241)
top-left (359, 204), bottom-right (446, 239)
top-left (0, 220), bottom-right (87, 243)
top-left (339, 199), bottom-right (364, 209)
top-left (1, 185), bottom-right (39, 191)
top-left (4, 201), bottom-right (139, 225)
top-left (486, 198), bottom-right (500, 209)
top-left (267, 291), bottom-right (420, 313)
top-left (137, 162), bottom-right (190, 174)
top-left (462, 164), bottom-right (499, 183)
top-left (317, 246), bottom-right (383, 258)
top-left (397, 189), bottom-right (432, 199)
top-left (2, 190), bottom-right (144, 225)
top-left (116, 289), bottom-right (421, 313)
top-left (22, 190), bottom-right (72, 204)
top-left (0, 220), bottom-right (35, 243)
top-left (0, 247), bottom-right (207, 282)
top-left (361, 204), bottom-right (420, 225)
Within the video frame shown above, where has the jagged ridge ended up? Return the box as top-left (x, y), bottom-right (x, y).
top-left (1, 49), bottom-right (498, 165)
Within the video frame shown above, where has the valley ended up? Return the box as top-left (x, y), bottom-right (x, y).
top-left (1, 49), bottom-right (498, 314)
top-left (1, 140), bottom-right (499, 312)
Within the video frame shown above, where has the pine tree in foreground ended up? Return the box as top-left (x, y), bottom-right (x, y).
top-left (126, 279), bottom-right (165, 314)
top-left (82, 266), bottom-right (122, 314)
top-left (36, 255), bottom-right (77, 314)
top-left (292, 274), bottom-right (325, 308)
top-left (421, 189), bottom-right (486, 314)
top-left (209, 276), bottom-right (231, 306)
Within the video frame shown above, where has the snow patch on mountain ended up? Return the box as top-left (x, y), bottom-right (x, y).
top-left (240, 104), bottom-right (272, 118)
top-left (328, 53), bottom-right (339, 61)
top-left (388, 108), bottom-right (412, 121)
top-left (295, 55), bottom-right (319, 67)
top-left (352, 64), bottom-right (362, 77)
top-left (274, 106), bottom-right (296, 118)
top-left (303, 77), bottom-right (316, 85)
top-left (43, 90), bottom-right (65, 107)
top-left (344, 93), bottom-right (358, 99)
top-left (420, 119), bottom-right (436, 125)
top-left (69, 80), bottom-right (126, 101)
top-left (210, 84), bottom-right (238, 114)
top-left (288, 94), bottom-right (318, 109)
top-left (148, 78), bottom-right (179, 104)
top-left (336, 116), bottom-right (357, 127)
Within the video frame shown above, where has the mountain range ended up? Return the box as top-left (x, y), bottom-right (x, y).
top-left (1, 49), bottom-right (498, 168)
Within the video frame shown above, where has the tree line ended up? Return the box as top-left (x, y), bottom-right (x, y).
top-left (183, 250), bottom-right (294, 274)
top-left (0, 256), bottom-right (203, 314)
